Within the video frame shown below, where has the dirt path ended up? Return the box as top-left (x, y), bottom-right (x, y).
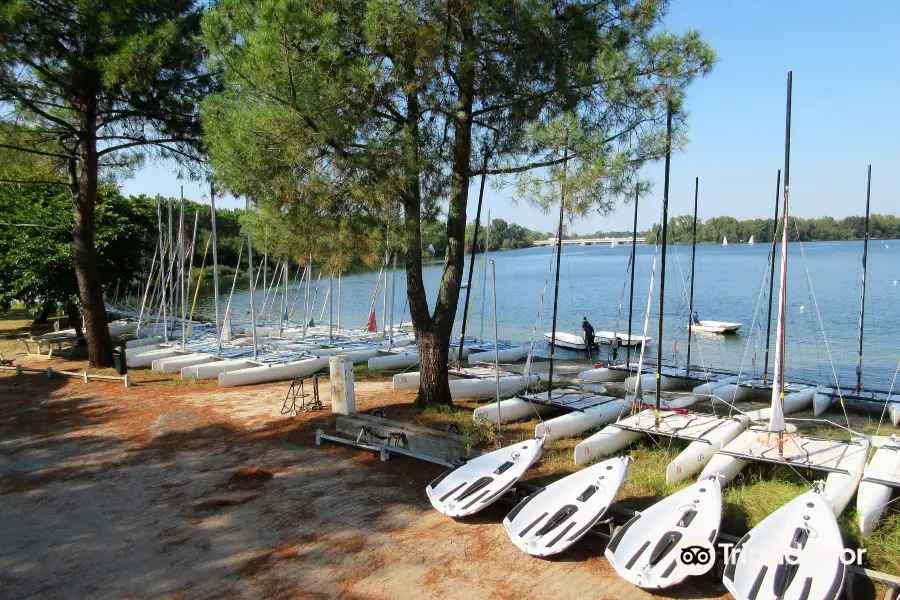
top-left (0, 366), bottom-right (726, 600)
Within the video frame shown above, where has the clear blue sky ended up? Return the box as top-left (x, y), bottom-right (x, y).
top-left (122, 0), bottom-right (900, 235)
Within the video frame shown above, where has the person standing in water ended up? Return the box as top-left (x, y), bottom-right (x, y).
top-left (581, 317), bottom-right (596, 349)
top-left (610, 336), bottom-right (621, 362)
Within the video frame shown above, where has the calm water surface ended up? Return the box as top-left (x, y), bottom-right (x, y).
top-left (192, 239), bottom-right (900, 387)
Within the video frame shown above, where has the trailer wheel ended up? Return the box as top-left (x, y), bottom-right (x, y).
top-left (371, 409), bottom-right (385, 418)
top-left (445, 422), bottom-right (461, 435)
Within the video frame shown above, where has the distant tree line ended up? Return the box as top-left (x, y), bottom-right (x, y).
top-left (644, 214), bottom-right (900, 244)
top-left (422, 218), bottom-right (548, 257)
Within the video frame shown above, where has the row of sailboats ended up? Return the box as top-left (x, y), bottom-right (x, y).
top-left (426, 72), bottom-right (899, 599)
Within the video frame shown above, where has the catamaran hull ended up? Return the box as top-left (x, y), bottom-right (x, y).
top-left (394, 373), bottom-right (537, 398)
top-left (534, 399), bottom-right (626, 441)
top-left (665, 417), bottom-right (749, 485)
top-left (574, 424), bottom-right (645, 466)
top-left (367, 351), bottom-right (419, 370)
top-left (473, 397), bottom-right (556, 425)
top-left (467, 345), bottom-right (530, 365)
top-left (129, 348), bottom-right (181, 368)
top-left (217, 357), bottom-right (329, 387)
top-left (182, 359), bottom-right (257, 380)
top-left (857, 443), bottom-right (900, 535)
top-left (578, 367), bottom-right (630, 383)
top-left (152, 353), bottom-right (217, 374)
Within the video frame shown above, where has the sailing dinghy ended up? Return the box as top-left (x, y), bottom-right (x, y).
top-left (426, 438), bottom-right (544, 517)
top-left (724, 486), bottom-right (846, 600)
top-left (857, 436), bottom-right (900, 535)
top-left (504, 456), bottom-right (630, 556)
top-left (605, 476), bottom-right (722, 589)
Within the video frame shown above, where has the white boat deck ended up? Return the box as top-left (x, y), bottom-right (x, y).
top-left (519, 388), bottom-right (619, 411)
top-left (861, 443), bottom-right (900, 488)
top-left (612, 409), bottom-right (749, 445)
top-left (717, 427), bottom-right (869, 475)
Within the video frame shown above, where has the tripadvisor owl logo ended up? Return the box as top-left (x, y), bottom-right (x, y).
top-left (675, 536), bottom-right (716, 576)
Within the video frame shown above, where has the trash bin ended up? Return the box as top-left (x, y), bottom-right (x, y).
top-left (112, 342), bottom-right (127, 375)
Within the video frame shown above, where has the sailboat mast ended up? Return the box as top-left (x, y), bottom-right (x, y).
top-left (457, 149), bottom-right (490, 365)
top-left (246, 198), bottom-right (258, 359)
top-left (211, 181), bottom-right (221, 355)
top-left (547, 147), bottom-right (569, 396)
top-left (480, 212), bottom-right (491, 341)
top-left (625, 185), bottom-right (639, 367)
top-left (856, 165), bottom-right (872, 391)
top-left (686, 177), bottom-right (699, 376)
top-left (770, 71), bottom-right (792, 440)
top-left (654, 102), bottom-right (673, 414)
top-left (762, 169), bottom-right (781, 383)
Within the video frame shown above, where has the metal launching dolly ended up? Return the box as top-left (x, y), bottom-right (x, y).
top-left (282, 375), bottom-right (322, 416)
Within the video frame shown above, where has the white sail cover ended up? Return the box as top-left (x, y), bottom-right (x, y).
top-left (768, 185), bottom-right (791, 433)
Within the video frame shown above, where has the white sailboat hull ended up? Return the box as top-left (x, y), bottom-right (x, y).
top-left (574, 422), bottom-right (646, 466)
top-left (182, 358), bottom-right (257, 380)
top-left (426, 438), bottom-right (543, 517)
top-left (152, 353), bottom-right (217, 374)
top-left (467, 345), bottom-right (530, 365)
top-left (543, 331), bottom-right (588, 350)
top-left (217, 356), bottom-right (329, 387)
top-left (534, 399), bottom-right (625, 441)
top-left (578, 366), bottom-right (631, 383)
top-left (724, 489), bottom-right (846, 600)
top-left (504, 456), bottom-right (629, 556)
top-left (128, 347), bottom-right (180, 368)
top-left (857, 443), bottom-right (900, 535)
top-left (605, 477), bottom-right (722, 589)
top-left (473, 397), bottom-right (557, 425)
top-left (666, 417), bottom-right (750, 485)
top-left (367, 351), bottom-right (419, 370)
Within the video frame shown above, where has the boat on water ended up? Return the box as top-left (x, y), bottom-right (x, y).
top-left (543, 330), bottom-right (591, 350)
top-left (688, 319), bottom-right (742, 334)
top-left (748, 234), bottom-right (755, 245)
top-left (722, 236), bottom-right (728, 246)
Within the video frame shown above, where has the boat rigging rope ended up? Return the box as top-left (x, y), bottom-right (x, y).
top-left (522, 243), bottom-right (557, 404)
top-left (874, 358), bottom-right (900, 436)
top-left (793, 227), bottom-right (853, 432)
top-left (612, 250), bottom-right (633, 332)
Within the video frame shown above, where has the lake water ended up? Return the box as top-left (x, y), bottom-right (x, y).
top-left (192, 239), bottom-right (900, 389)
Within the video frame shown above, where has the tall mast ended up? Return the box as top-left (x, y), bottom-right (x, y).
top-left (158, 198), bottom-right (168, 343)
top-left (685, 177), bottom-right (699, 376)
top-left (856, 165), bottom-right (872, 392)
top-left (762, 169), bottom-right (782, 383)
top-left (179, 188), bottom-right (186, 347)
top-left (480, 211), bottom-right (492, 341)
top-left (625, 185), bottom-right (639, 367)
top-left (546, 147), bottom-right (569, 396)
top-left (210, 181), bottom-right (221, 355)
top-left (246, 198), bottom-right (258, 359)
top-left (770, 71), bottom-right (793, 439)
top-left (654, 101), bottom-right (674, 417)
top-left (457, 148), bottom-right (490, 365)
top-left (389, 253), bottom-right (397, 346)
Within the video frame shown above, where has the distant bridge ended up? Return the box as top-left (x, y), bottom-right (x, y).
top-left (532, 237), bottom-right (646, 247)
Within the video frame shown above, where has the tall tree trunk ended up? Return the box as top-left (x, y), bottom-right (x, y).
top-left (71, 105), bottom-right (113, 367)
top-left (66, 301), bottom-right (83, 339)
top-left (33, 299), bottom-right (54, 324)
top-left (407, 5), bottom-right (476, 407)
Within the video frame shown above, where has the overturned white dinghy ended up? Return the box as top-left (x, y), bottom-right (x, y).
top-left (426, 438), bottom-right (544, 517)
top-left (504, 456), bottom-right (630, 556)
top-left (544, 331), bottom-right (590, 350)
top-left (724, 486), bottom-right (846, 600)
top-left (395, 366), bottom-right (537, 399)
top-left (688, 320), bottom-right (742, 334)
top-left (218, 356), bottom-right (329, 387)
top-left (857, 436), bottom-right (900, 536)
top-left (594, 331), bottom-right (652, 346)
top-left (605, 476), bottom-right (722, 589)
